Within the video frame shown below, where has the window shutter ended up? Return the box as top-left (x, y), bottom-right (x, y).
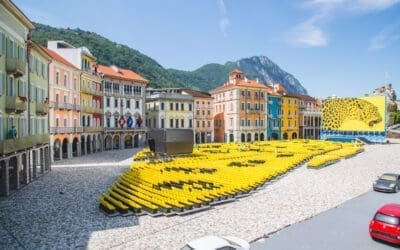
top-left (0, 72), bottom-right (3, 96)
top-left (0, 116), bottom-right (3, 141)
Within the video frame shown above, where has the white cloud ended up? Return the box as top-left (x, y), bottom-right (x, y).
top-left (217, 0), bottom-right (230, 37)
top-left (369, 21), bottom-right (400, 50)
top-left (286, 0), bottom-right (400, 47)
top-left (286, 16), bottom-right (328, 47)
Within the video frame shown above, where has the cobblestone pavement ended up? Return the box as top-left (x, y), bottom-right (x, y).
top-left (1, 141), bottom-right (400, 249)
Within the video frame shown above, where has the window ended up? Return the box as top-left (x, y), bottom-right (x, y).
top-left (64, 118), bottom-right (67, 127)
top-left (56, 72), bottom-right (59, 85)
top-left (202, 121), bottom-right (205, 128)
top-left (176, 103), bottom-right (179, 111)
top-left (7, 77), bottom-right (14, 96)
top-left (161, 102), bottom-right (165, 110)
top-left (189, 104), bottom-right (192, 111)
top-left (207, 121), bottom-right (211, 127)
top-left (196, 121), bottom-right (200, 127)
top-left (170, 103), bottom-right (173, 110)
top-left (170, 119), bottom-right (174, 128)
top-left (64, 74), bottom-right (67, 87)
top-left (241, 103), bottom-right (245, 110)
top-left (181, 119), bottom-right (184, 128)
top-left (56, 118), bottom-right (59, 127)
top-left (241, 120), bottom-right (245, 126)
top-left (106, 118), bottom-right (110, 127)
top-left (181, 103), bottom-right (184, 111)
top-left (189, 119), bottom-right (192, 128)
top-left (106, 98), bottom-right (110, 107)
top-left (175, 119), bottom-right (179, 128)
top-left (73, 78), bottom-right (77, 90)
top-left (247, 120), bottom-right (250, 126)
top-left (135, 100), bottom-right (140, 109)
top-left (82, 116), bottom-right (85, 126)
top-left (64, 95), bottom-right (67, 104)
top-left (202, 110), bottom-right (205, 115)
top-left (161, 118), bottom-right (165, 128)
top-left (114, 99), bottom-right (118, 108)
top-left (114, 118), bottom-right (118, 128)
top-left (55, 94), bottom-right (59, 104)
top-left (126, 100), bottom-right (130, 108)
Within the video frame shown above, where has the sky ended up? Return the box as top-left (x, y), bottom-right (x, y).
top-left (13, 0), bottom-right (400, 98)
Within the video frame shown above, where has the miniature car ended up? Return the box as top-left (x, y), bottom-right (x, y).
top-left (369, 203), bottom-right (400, 245)
top-left (373, 173), bottom-right (400, 193)
top-left (181, 235), bottom-right (250, 250)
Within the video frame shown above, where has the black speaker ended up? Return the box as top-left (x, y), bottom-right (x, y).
top-left (148, 139), bottom-right (155, 152)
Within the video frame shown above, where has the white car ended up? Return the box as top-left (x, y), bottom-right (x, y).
top-left (181, 235), bottom-right (250, 250)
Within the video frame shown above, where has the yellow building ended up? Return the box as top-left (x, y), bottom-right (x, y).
top-left (281, 94), bottom-right (300, 139)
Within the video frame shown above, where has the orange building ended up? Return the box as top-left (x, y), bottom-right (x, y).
top-left (44, 47), bottom-right (82, 161)
top-left (210, 69), bottom-right (268, 142)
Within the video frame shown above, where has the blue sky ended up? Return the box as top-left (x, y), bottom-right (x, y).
top-left (14, 0), bottom-right (400, 98)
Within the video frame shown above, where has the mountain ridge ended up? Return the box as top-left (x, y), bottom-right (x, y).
top-left (31, 23), bottom-right (307, 94)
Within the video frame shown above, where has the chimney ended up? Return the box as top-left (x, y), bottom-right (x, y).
top-left (256, 78), bottom-right (259, 83)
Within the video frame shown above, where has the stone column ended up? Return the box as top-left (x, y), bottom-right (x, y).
top-left (32, 150), bottom-right (37, 179)
top-left (77, 142), bottom-right (81, 156)
top-left (59, 145), bottom-right (63, 160)
top-left (3, 160), bottom-right (9, 196)
top-left (121, 134), bottom-right (125, 150)
top-left (40, 149), bottom-right (45, 174)
top-left (23, 151), bottom-right (30, 185)
top-left (14, 155), bottom-right (20, 190)
top-left (50, 145), bottom-right (54, 163)
top-left (68, 143), bottom-right (73, 159)
top-left (45, 146), bottom-right (51, 171)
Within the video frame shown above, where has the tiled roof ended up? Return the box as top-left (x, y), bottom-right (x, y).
top-left (211, 79), bottom-right (269, 93)
top-left (98, 65), bottom-right (149, 83)
top-left (42, 46), bottom-right (79, 70)
top-left (182, 89), bottom-right (212, 98)
top-left (289, 93), bottom-right (317, 102)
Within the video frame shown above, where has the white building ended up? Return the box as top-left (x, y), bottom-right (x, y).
top-left (98, 65), bottom-right (148, 150)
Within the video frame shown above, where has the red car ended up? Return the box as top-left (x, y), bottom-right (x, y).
top-left (369, 203), bottom-right (400, 245)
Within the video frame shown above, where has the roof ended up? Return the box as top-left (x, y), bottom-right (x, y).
top-left (30, 41), bottom-right (52, 61)
top-left (42, 46), bottom-right (80, 70)
top-left (378, 203), bottom-right (400, 217)
top-left (98, 65), bottom-right (148, 83)
top-left (2, 0), bottom-right (35, 29)
top-left (289, 93), bottom-right (317, 102)
top-left (211, 78), bottom-right (269, 93)
top-left (182, 89), bottom-right (212, 99)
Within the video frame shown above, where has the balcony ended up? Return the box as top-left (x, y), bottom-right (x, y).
top-left (81, 85), bottom-right (103, 96)
top-left (73, 104), bottom-right (81, 111)
top-left (6, 58), bottom-right (26, 78)
top-left (0, 134), bottom-right (49, 155)
top-left (74, 127), bottom-right (83, 133)
top-left (268, 114), bottom-right (273, 118)
top-left (246, 109), bottom-right (261, 114)
top-left (272, 126), bottom-right (280, 130)
top-left (36, 103), bottom-right (49, 115)
top-left (104, 126), bottom-right (146, 133)
top-left (83, 126), bottom-right (104, 133)
top-left (93, 107), bottom-right (103, 114)
top-left (50, 101), bottom-right (73, 110)
top-left (6, 96), bottom-right (27, 113)
top-left (50, 127), bottom-right (75, 134)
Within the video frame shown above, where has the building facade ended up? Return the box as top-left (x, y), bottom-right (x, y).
top-left (47, 41), bottom-right (103, 155)
top-left (44, 47), bottom-right (82, 162)
top-left (295, 94), bottom-right (322, 139)
top-left (281, 94), bottom-right (300, 139)
top-left (210, 69), bottom-right (268, 143)
top-left (0, 0), bottom-right (51, 196)
top-left (181, 89), bottom-right (214, 143)
top-left (99, 64), bottom-right (148, 150)
top-left (145, 88), bottom-right (194, 131)
top-left (266, 93), bottom-right (282, 140)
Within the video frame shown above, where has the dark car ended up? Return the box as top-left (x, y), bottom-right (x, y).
top-left (373, 173), bottom-right (400, 193)
top-left (370, 203), bottom-right (400, 245)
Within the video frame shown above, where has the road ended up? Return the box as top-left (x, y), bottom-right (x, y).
top-left (252, 190), bottom-right (400, 250)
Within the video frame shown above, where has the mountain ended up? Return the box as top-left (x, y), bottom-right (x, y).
top-left (31, 23), bottom-right (307, 94)
top-left (170, 56), bottom-right (308, 94)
